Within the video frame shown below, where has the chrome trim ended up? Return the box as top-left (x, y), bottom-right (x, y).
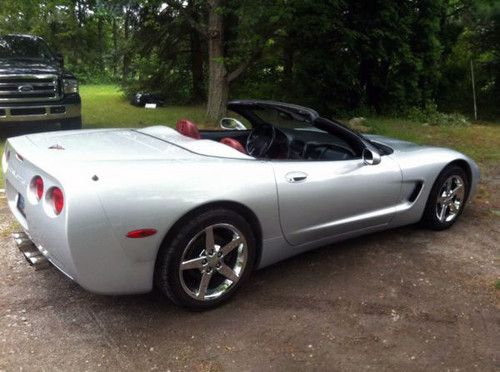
top-left (179, 223), bottom-right (248, 301)
top-left (435, 175), bottom-right (465, 223)
top-left (13, 231), bottom-right (50, 270)
top-left (0, 103), bottom-right (80, 122)
top-left (0, 74), bottom-right (60, 103)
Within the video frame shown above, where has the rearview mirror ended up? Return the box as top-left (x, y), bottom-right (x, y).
top-left (220, 117), bottom-right (247, 131)
top-left (362, 148), bottom-right (381, 165)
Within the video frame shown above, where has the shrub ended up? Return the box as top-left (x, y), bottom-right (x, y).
top-left (406, 103), bottom-right (470, 126)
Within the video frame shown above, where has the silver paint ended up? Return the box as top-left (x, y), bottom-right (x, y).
top-left (2, 126), bottom-right (480, 295)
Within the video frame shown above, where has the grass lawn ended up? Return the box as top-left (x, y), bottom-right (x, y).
top-left (1, 84), bottom-right (499, 186)
top-left (81, 85), bottom-right (209, 129)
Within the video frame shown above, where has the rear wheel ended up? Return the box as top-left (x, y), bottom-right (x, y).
top-left (155, 209), bottom-right (256, 310)
top-left (421, 165), bottom-right (468, 230)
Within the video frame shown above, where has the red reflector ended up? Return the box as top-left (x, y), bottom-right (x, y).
top-left (51, 187), bottom-right (64, 215)
top-left (126, 229), bottom-right (157, 238)
top-left (33, 176), bottom-right (44, 200)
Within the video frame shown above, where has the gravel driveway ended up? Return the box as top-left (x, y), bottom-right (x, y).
top-left (0, 166), bottom-right (498, 371)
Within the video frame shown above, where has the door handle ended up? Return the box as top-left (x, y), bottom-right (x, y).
top-left (285, 171), bottom-right (308, 183)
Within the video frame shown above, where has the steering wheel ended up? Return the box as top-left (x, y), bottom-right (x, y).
top-left (246, 123), bottom-right (276, 158)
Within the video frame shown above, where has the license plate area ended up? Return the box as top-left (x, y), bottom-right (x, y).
top-left (17, 194), bottom-right (26, 217)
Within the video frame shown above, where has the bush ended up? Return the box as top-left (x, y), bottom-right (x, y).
top-left (406, 103), bottom-right (470, 126)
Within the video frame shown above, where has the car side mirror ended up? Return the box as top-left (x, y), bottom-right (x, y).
top-left (55, 53), bottom-right (64, 68)
top-left (220, 117), bottom-right (247, 131)
top-left (362, 148), bottom-right (381, 165)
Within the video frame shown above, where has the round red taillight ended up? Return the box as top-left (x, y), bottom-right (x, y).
top-left (35, 176), bottom-right (43, 200)
top-left (30, 176), bottom-right (44, 201)
top-left (49, 187), bottom-right (64, 215)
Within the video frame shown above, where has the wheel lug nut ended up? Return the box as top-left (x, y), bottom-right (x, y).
top-left (202, 259), bottom-right (208, 265)
top-left (217, 252), bottom-right (222, 257)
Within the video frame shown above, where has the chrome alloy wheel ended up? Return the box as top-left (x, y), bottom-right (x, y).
top-left (435, 175), bottom-right (465, 223)
top-left (179, 223), bottom-right (248, 301)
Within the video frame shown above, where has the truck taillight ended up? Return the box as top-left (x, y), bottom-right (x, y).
top-left (31, 176), bottom-right (44, 201)
top-left (48, 187), bottom-right (64, 215)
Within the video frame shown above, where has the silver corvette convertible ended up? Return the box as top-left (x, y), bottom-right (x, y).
top-left (2, 100), bottom-right (479, 309)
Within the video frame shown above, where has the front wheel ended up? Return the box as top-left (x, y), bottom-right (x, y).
top-left (421, 165), bottom-right (469, 230)
top-left (155, 209), bottom-right (256, 310)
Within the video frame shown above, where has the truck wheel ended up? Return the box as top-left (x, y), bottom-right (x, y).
top-left (61, 117), bottom-right (82, 130)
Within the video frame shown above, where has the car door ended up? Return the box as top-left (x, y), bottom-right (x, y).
top-left (272, 155), bottom-right (402, 246)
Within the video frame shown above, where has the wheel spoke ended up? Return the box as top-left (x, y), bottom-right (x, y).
top-left (450, 183), bottom-right (463, 197)
top-left (217, 262), bottom-right (239, 282)
top-left (438, 204), bottom-right (447, 222)
top-left (205, 226), bottom-right (215, 253)
top-left (220, 237), bottom-right (242, 256)
top-left (197, 271), bottom-right (213, 299)
top-left (445, 179), bottom-right (452, 194)
top-left (180, 257), bottom-right (206, 271)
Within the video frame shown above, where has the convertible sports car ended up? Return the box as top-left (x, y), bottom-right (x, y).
top-left (3, 100), bottom-right (479, 310)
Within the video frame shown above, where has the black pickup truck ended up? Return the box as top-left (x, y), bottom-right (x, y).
top-left (0, 34), bottom-right (81, 131)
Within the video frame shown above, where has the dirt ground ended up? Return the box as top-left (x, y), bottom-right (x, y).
top-left (0, 167), bottom-right (498, 372)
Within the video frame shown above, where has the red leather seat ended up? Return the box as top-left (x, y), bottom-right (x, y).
top-left (220, 137), bottom-right (247, 154)
top-left (176, 119), bottom-right (201, 139)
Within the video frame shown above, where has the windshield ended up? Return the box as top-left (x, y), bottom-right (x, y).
top-left (236, 104), bottom-right (314, 130)
top-left (253, 106), bottom-right (312, 129)
top-left (0, 35), bottom-right (54, 60)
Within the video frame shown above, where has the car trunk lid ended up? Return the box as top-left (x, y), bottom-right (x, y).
top-left (15, 128), bottom-right (193, 163)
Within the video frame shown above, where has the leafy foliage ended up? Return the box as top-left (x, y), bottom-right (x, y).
top-left (406, 103), bottom-right (470, 126)
top-left (0, 0), bottom-right (498, 119)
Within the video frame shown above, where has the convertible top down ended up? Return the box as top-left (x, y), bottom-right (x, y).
top-left (3, 100), bottom-right (479, 309)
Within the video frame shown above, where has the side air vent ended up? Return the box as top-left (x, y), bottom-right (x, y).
top-left (408, 181), bottom-right (423, 202)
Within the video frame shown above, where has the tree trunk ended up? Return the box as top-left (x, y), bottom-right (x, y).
top-left (282, 38), bottom-right (294, 98)
top-left (112, 18), bottom-right (118, 78)
top-left (189, 1), bottom-right (205, 103)
top-left (122, 9), bottom-right (131, 82)
top-left (97, 16), bottom-right (105, 74)
top-left (190, 29), bottom-right (205, 103)
top-left (206, 0), bottom-right (228, 121)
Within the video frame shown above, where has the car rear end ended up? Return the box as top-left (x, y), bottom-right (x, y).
top-left (1, 128), bottom-right (200, 295)
top-left (2, 137), bottom-right (78, 279)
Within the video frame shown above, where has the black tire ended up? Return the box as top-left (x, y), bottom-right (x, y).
top-left (421, 165), bottom-right (469, 230)
top-left (155, 208), bottom-right (256, 310)
top-left (60, 117), bottom-right (82, 130)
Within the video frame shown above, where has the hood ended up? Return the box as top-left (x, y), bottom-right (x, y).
top-left (0, 59), bottom-right (60, 75)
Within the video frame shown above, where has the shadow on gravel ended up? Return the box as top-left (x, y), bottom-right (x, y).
top-left (0, 123), bottom-right (61, 140)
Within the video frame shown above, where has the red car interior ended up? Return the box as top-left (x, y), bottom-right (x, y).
top-left (176, 118), bottom-right (247, 154)
top-left (220, 137), bottom-right (247, 154)
top-left (176, 119), bottom-right (201, 140)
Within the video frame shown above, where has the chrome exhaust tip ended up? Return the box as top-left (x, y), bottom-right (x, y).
top-left (12, 232), bottom-right (50, 270)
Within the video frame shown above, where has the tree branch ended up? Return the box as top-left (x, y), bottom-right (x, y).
top-left (227, 35), bottom-right (272, 83)
top-left (163, 0), bottom-right (207, 36)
